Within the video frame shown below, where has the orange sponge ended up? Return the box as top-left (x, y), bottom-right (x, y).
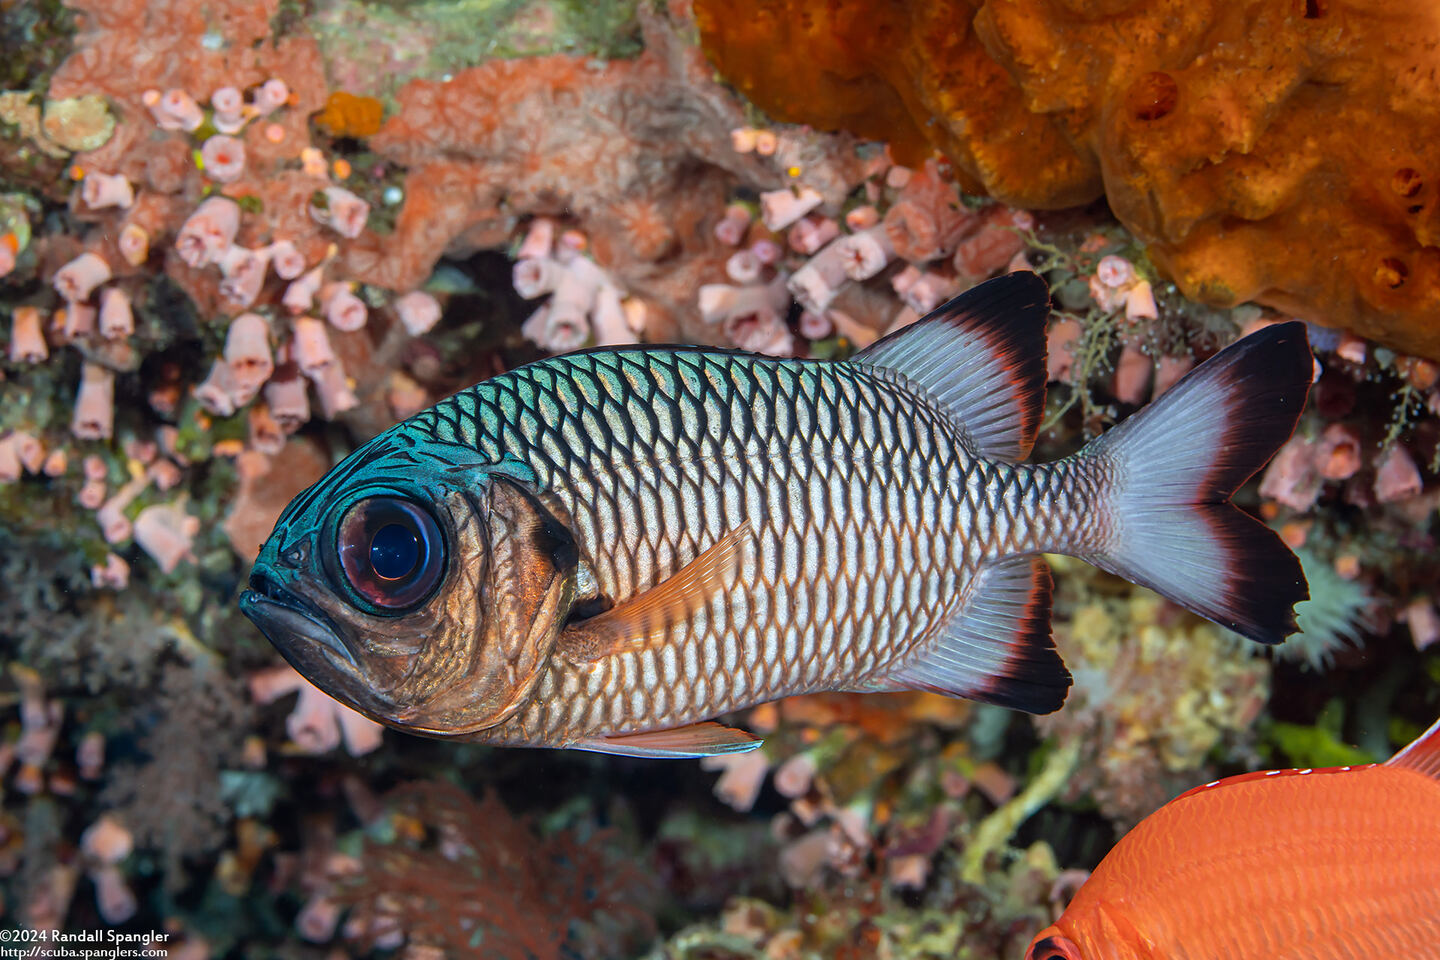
top-left (696, 0), bottom-right (1440, 359)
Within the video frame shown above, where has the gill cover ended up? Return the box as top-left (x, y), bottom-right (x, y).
top-left (406, 476), bottom-right (577, 735)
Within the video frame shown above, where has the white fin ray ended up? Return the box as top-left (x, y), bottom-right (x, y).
top-left (854, 272), bottom-right (1049, 463)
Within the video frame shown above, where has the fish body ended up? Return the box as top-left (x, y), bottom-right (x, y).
top-left (240, 273), bottom-right (1313, 757)
top-left (1025, 718), bottom-right (1440, 960)
top-left (408, 348), bottom-right (1082, 747)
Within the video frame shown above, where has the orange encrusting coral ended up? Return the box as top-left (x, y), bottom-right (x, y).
top-left (694, 0), bottom-right (1440, 360)
top-left (313, 90), bottom-right (384, 139)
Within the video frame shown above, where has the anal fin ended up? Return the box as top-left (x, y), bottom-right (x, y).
top-left (575, 721), bottom-right (763, 759)
top-left (1388, 714), bottom-right (1440, 780)
top-left (560, 527), bottom-right (747, 662)
top-left (889, 555), bottom-right (1071, 714)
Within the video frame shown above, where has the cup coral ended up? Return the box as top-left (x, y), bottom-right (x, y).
top-left (9, 306), bottom-right (49, 363)
top-left (53, 252), bottom-right (112, 301)
top-left (70, 363), bottom-right (115, 440)
top-left (393, 291), bottom-right (441, 336)
top-left (200, 135), bottom-right (246, 183)
top-left (224, 313), bottom-right (275, 394)
top-left (176, 198), bottom-right (241, 269)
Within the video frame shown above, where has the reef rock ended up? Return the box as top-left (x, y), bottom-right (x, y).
top-left (694, 0), bottom-right (1440, 359)
top-left (222, 441), bottom-right (330, 562)
top-left (355, 4), bottom-right (866, 344)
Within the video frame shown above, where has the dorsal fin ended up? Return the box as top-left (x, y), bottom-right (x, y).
top-left (1171, 763), bottom-right (1377, 804)
top-left (1388, 714), bottom-right (1440, 780)
top-left (853, 271), bottom-right (1050, 462)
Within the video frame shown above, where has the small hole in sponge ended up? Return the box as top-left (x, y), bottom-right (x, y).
top-left (1393, 168), bottom-right (1423, 197)
top-left (1378, 257), bottom-right (1408, 289)
top-left (1301, 0), bottom-right (1325, 17)
top-left (1128, 72), bottom-right (1179, 122)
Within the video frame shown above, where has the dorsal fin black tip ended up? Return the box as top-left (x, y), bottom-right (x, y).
top-left (932, 269), bottom-right (1052, 326)
top-left (956, 269), bottom-right (1052, 308)
top-left (864, 270), bottom-right (1053, 357)
top-left (855, 272), bottom-right (1052, 463)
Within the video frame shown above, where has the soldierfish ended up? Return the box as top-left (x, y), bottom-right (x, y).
top-left (1025, 715), bottom-right (1440, 959)
top-left (239, 272), bottom-right (1312, 758)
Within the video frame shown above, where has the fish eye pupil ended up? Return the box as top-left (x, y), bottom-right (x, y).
top-left (337, 496), bottom-right (445, 613)
top-left (369, 523), bottom-right (419, 581)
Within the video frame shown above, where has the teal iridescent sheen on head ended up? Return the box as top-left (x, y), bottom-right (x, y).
top-left (239, 424), bottom-right (576, 737)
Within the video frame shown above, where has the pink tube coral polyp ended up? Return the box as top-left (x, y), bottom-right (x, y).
top-left (81, 173), bottom-right (134, 210)
top-left (322, 286), bottom-right (367, 332)
top-left (71, 363), bottom-right (115, 440)
top-left (98, 288), bottom-right (133, 338)
top-left (201, 135), bottom-right (246, 183)
top-left (176, 197), bottom-right (242, 269)
top-left (9, 306), bottom-right (49, 363)
top-left (225, 313), bottom-right (275, 394)
top-left (133, 502), bottom-right (200, 573)
top-left (394, 291), bottom-right (441, 335)
top-left (310, 187), bottom-right (369, 239)
top-left (53, 253), bottom-right (112, 302)
top-left (219, 247), bottom-right (270, 309)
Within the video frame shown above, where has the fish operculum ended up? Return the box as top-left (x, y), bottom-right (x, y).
top-left (395, 477), bottom-right (580, 736)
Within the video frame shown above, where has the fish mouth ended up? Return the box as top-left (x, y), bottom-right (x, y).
top-left (240, 571), bottom-right (358, 670)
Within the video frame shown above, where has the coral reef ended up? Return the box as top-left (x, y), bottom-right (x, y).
top-left (0, 0), bottom-right (1438, 953)
top-left (354, 7), bottom-right (862, 346)
top-left (336, 781), bottom-right (655, 958)
top-left (1037, 561), bottom-right (1270, 829)
top-left (649, 844), bottom-right (1059, 960)
top-left (101, 662), bottom-right (253, 885)
top-left (693, 0), bottom-right (1440, 361)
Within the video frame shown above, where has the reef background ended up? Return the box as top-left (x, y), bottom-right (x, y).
top-left (1, 1), bottom-right (1438, 957)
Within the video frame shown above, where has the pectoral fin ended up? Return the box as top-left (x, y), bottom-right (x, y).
top-left (575, 721), bottom-right (763, 758)
top-left (560, 526), bottom-right (747, 662)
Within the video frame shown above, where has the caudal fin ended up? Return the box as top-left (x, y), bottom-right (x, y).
top-left (1077, 322), bottom-right (1313, 644)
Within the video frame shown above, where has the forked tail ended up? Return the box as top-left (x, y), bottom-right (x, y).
top-left (1074, 322), bottom-right (1313, 644)
top-left (852, 273), bottom-right (1312, 715)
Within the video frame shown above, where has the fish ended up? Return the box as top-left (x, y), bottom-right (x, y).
top-left (239, 271), bottom-right (1312, 758)
top-left (1024, 715), bottom-right (1440, 959)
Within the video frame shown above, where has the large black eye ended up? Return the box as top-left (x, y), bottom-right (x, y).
top-left (336, 497), bottom-right (445, 612)
top-left (1027, 936), bottom-right (1083, 960)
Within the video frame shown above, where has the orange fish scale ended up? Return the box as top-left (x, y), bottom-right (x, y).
top-left (1061, 765), bottom-right (1440, 958)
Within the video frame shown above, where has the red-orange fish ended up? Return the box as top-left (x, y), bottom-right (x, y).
top-left (1025, 716), bottom-right (1440, 960)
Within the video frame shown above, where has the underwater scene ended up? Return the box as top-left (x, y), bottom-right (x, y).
top-left (2, 0), bottom-right (1439, 956)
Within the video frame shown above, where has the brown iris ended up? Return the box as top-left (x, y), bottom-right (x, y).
top-left (336, 497), bottom-right (445, 611)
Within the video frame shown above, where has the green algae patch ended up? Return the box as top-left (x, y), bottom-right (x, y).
top-left (41, 94), bottom-right (114, 152)
top-left (309, 0), bottom-right (643, 102)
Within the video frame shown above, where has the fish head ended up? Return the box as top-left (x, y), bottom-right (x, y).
top-left (240, 430), bottom-right (576, 737)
